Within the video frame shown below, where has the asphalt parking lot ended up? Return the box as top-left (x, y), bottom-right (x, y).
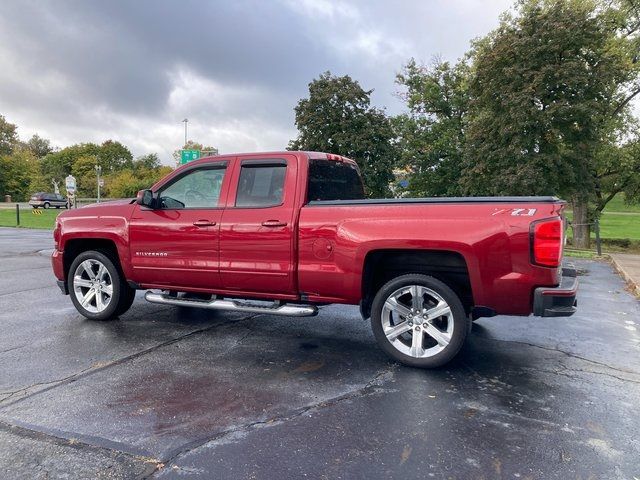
top-left (0, 227), bottom-right (639, 479)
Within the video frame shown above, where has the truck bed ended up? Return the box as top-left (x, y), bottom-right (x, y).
top-left (307, 196), bottom-right (560, 206)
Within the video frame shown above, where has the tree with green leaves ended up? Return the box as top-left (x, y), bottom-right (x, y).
top-left (0, 115), bottom-right (18, 156)
top-left (133, 153), bottom-right (161, 170)
top-left (0, 148), bottom-right (47, 201)
top-left (0, 116), bottom-right (48, 200)
top-left (105, 163), bottom-right (172, 198)
top-left (105, 152), bottom-right (169, 198)
top-left (394, 58), bottom-right (471, 196)
top-left (25, 134), bottom-right (53, 159)
top-left (97, 140), bottom-right (133, 172)
top-left (460, 0), bottom-right (640, 248)
top-left (42, 143), bottom-right (100, 184)
top-left (42, 141), bottom-right (134, 196)
top-left (289, 72), bottom-right (397, 197)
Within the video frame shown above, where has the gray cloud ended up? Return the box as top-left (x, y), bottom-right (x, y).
top-left (0, 0), bottom-right (514, 163)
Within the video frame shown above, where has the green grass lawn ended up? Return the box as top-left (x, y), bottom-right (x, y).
top-left (602, 193), bottom-right (640, 213)
top-left (565, 193), bottom-right (640, 241)
top-left (593, 212), bottom-right (640, 240)
top-left (0, 207), bottom-right (62, 229)
top-left (564, 248), bottom-right (601, 259)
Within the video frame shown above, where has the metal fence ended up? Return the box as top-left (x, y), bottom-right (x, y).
top-left (568, 219), bottom-right (602, 255)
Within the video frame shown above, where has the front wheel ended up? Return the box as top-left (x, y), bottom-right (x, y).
top-left (370, 274), bottom-right (470, 368)
top-left (68, 250), bottom-right (128, 320)
top-left (43, 202), bottom-right (50, 209)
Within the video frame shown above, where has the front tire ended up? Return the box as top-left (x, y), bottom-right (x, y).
top-left (371, 274), bottom-right (470, 368)
top-left (114, 285), bottom-right (136, 317)
top-left (43, 202), bottom-right (50, 209)
top-left (68, 250), bottom-right (125, 321)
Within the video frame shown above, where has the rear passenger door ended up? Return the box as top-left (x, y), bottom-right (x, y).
top-left (218, 156), bottom-right (298, 296)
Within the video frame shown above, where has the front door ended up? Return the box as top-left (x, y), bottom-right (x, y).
top-left (129, 163), bottom-right (229, 289)
top-left (219, 156), bottom-right (297, 295)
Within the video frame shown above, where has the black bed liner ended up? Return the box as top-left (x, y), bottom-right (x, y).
top-left (307, 196), bottom-right (561, 206)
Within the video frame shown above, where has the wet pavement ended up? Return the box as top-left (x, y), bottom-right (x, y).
top-left (0, 227), bottom-right (639, 479)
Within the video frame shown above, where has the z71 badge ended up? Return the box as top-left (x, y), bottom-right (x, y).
top-left (492, 208), bottom-right (537, 216)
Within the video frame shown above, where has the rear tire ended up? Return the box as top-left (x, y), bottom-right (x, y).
top-left (68, 250), bottom-right (127, 321)
top-left (371, 274), bottom-right (470, 368)
top-left (43, 202), bottom-right (50, 209)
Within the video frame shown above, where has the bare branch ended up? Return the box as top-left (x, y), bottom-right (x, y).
top-left (612, 86), bottom-right (640, 117)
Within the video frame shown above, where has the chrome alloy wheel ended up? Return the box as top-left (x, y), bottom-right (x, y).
top-left (381, 285), bottom-right (454, 358)
top-left (72, 259), bottom-right (113, 314)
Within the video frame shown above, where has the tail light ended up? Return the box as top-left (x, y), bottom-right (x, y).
top-left (531, 218), bottom-right (563, 267)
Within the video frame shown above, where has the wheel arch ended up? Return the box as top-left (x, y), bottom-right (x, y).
top-left (63, 238), bottom-right (124, 286)
top-left (360, 249), bottom-right (473, 319)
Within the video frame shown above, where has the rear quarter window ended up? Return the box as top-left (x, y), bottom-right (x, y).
top-left (307, 159), bottom-right (365, 202)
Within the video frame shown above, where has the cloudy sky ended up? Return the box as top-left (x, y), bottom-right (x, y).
top-left (0, 0), bottom-right (514, 164)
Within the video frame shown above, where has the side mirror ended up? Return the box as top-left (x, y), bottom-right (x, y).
top-left (136, 189), bottom-right (155, 208)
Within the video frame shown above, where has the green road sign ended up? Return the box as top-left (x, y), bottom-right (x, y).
top-left (181, 149), bottom-right (201, 164)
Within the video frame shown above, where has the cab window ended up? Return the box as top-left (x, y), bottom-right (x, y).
top-left (235, 161), bottom-right (286, 207)
top-left (158, 166), bottom-right (225, 209)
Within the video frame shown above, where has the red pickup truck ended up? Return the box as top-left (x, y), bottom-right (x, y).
top-left (52, 151), bottom-right (578, 368)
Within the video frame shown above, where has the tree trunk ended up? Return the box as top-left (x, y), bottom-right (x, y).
top-left (572, 196), bottom-right (590, 250)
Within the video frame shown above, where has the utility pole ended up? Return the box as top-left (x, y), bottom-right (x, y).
top-left (95, 164), bottom-right (102, 203)
top-left (182, 118), bottom-right (188, 146)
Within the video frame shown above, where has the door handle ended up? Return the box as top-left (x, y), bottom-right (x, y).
top-left (261, 220), bottom-right (287, 227)
top-left (193, 220), bottom-right (216, 227)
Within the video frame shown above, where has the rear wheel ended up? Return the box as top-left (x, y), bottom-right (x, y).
top-left (43, 202), bottom-right (50, 209)
top-left (371, 274), bottom-right (470, 368)
top-left (68, 250), bottom-right (132, 320)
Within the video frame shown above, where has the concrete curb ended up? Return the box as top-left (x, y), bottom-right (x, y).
top-left (608, 254), bottom-right (640, 297)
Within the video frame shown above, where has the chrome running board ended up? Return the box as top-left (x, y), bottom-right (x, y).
top-left (144, 291), bottom-right (318, 317)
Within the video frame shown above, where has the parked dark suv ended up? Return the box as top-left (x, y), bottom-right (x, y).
top-left (29, 192), bottom-right (68, 209)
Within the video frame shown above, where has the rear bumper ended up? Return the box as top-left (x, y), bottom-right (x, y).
top-left (533, 265), bottom-right (578, 317)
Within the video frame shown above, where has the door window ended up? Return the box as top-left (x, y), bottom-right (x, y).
top-left (235, 163), bottom-right (286, 207)
top-left (158, 167), bottom-right (226, 209)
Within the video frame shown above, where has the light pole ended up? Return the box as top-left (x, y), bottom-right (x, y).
top-left (182, 118), bottom-right (188, 146)
top-left (95, 164), bottom-right (102, 203)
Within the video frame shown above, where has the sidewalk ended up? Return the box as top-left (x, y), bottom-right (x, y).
top-left (609, 253), bottom-right (640, 297)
